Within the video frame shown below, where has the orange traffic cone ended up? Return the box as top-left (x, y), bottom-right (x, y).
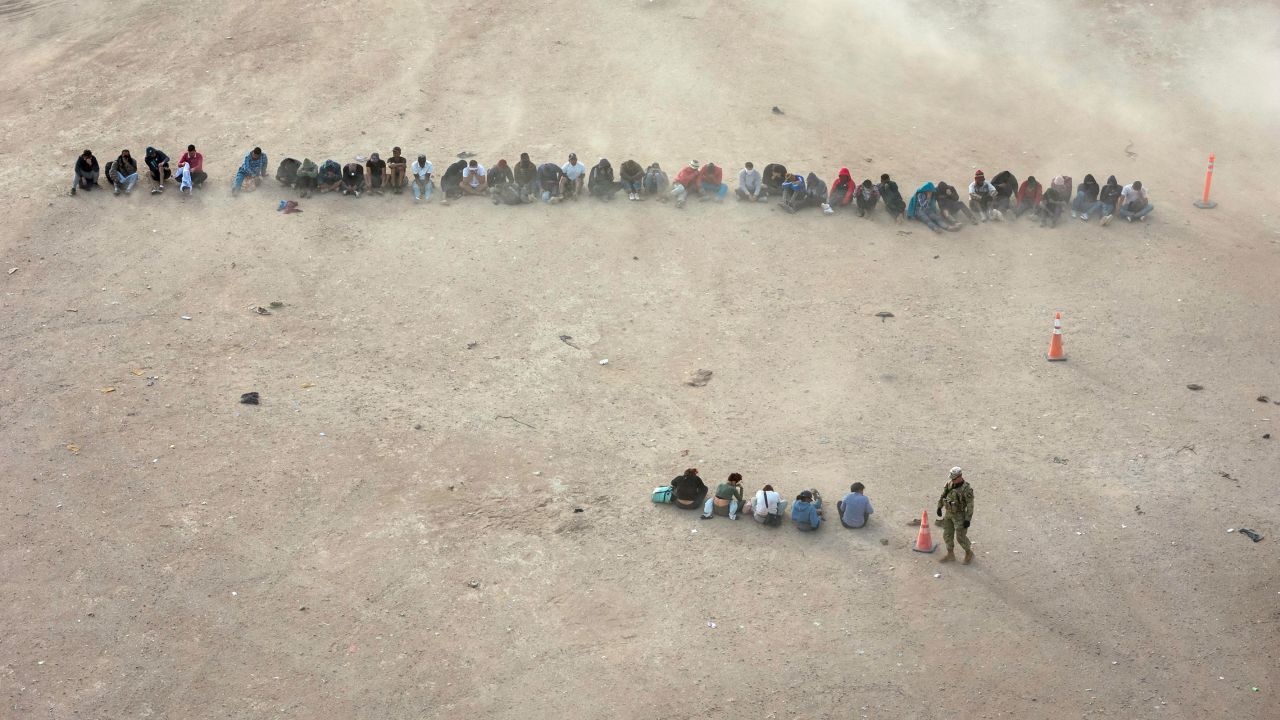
top-left (912, 510), bottom-right (936, 553)
top-left (1046, 311), bottom-right (1066, 362)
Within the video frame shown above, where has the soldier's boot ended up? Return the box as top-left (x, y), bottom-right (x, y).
top-left (939, 548), bottom-right (956, 563)
top-left (962, 548), bottom-right (974, 565)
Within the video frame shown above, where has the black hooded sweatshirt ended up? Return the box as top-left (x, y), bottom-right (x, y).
top-left (1077, 174), bottom-right (1100, 203)
top-left (1099, 175), bottom-right (1122, 206)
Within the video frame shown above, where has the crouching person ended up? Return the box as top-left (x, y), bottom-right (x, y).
top-left (791, 489), bottom-right (824, 531)
top-left (837, 482), bottom-right (874, 529)
top-left (701, 473), bottom-right (744, 520)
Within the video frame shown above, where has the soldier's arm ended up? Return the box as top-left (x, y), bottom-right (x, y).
top-left (963, 486), bottom-right (975, 522)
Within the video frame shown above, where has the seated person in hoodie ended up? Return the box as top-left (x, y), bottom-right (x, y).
top-left (701, 472), bottom-right (744, 520)
top-left (736, 161), bottom-right (765, 202)
top-left (340, 161), bottom-right (365, 197)
top-left (620, 159), bottom-right (645, 201)
top-left (71, 149), bottom-right (99, 194)
top-left (294, 159), bottom-right (319, 197)
top-left (513, 153), bottom-right (538, 202)
top-left (908, 182), bottom-right (959, 232)
top-left (110, 149), bottom-right (140, 195)
top-left (670, 468), bottom-right (708, 509)
top-left (536, 162), bottom-right (565, 203)
top-left (878, 173), bottom-right (906, 222)
top-left (936, 181), bottom-right (978, 225)
top-left (991, 170), bottom-right (1018, 212)
top-left (855, 179), bottom-right (880, 217)
top-left (440, 158), bottom-right (468, 202)
top-left (1117, 180), bottom-right (1154, 222)
top-left (1072, 174), bottom-right (1100, 219)
top-left (697, 162), bottom-right (729, 201)
top-left (968, 170), bottom-right (1001, 221)
top-left (1083, 175), bottom-right (1122, 223)
top-left (761, 163), bottom-right (789, 193)
top-left (488, 159), bottom-right (515, 193)
top-left (1037, 176), bottom-right (1071, 228)
top-left (670, 160), bottom-right (701, 207)
top-left (791, 489), bottom-right (824, 531)
top-left (317, 159), bottom-right (342, 193)
top-left (1014, 176), bottom-right (1042, 218)
top-left (828, 168), bottom-right (856, 211)
top-left (643, 162), bottom-right (670, 198)
top-left (588, 158), bottom-right (622, 200)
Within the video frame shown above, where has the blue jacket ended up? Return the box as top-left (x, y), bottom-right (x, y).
top-left (781, 175), bottom-right (805, 192)
top-left (792, 500), bottom-right (821, 529)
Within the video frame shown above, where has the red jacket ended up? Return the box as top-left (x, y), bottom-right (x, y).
top-left (697, 165), bottom-right (723, 186)
top-left (1016, 179), bottom-right (1042, 206)
top-left (178, 151), bottom-right (203, 173)
top-left (830, 168), bottom-right (855, 205)
top-left (673, 166), bottom-right (700, 188)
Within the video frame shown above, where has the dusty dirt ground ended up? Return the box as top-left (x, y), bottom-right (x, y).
top-left (2, 0), bottom-right (1279, 718)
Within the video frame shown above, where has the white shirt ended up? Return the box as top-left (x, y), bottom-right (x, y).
top-left (1121, 184), bottom-right (1147, 205)
top-left (754, 489), bottom-right (781, 517)
top-left (410, 159), bottom-right (432, 179)
top-left (462, 164), bottom-right (486, 186)
top-left (738, 168), bottom-right (761, 193)
top-left (562, 161), bottom-right (586, 181)
top-left (969, 180), bottom-right (997, 197)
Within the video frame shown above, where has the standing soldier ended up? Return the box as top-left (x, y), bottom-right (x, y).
top-left (936, 467), bottom-right (975, 564)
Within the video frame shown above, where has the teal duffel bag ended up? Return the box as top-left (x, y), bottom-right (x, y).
top-left (651, 486), bottom-right (674, 504)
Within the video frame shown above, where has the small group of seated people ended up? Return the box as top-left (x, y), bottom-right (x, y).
top-left (667, 470), bottom-right (875, 533)
top-left (670, 160), bottom-right (729, 208)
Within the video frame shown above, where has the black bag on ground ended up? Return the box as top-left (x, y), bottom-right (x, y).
top-left (276, 158), bottom-right (301, 186)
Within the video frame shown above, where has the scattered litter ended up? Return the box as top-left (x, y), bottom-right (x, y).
top-left (907, 518), bottom-right (921, 527)
top-left (879, 538), bottom-right (889, 545)
top-left (685, 369), bottom-right (713, 387)
top-left (180, 315), bottom-right (192, 320)
top-left (573, 508), bottom-right (584, 513)
top-left (1052, 456), bottom-right (1068, 464)
top-left (277, 200), bottom-right (301, 214)
top-left (559, 334), bottom-right (579, 349)
top-left (239, 392), bottom-right (260, 405)
top-left (457, 151), bottom-right (477, 159)
top-left (1218, 471), bottom-right (1238, 482)
top-left (875, 311), bottom-right (895, 322)
top-left (1186, 384), bottom-right (1203, 391)
top-left (933, 573), bottom-right (941, 579)
top-left (300, 382), bottom-right (314, 389)
top-left (6, 267), bottom-right (16, 274)
top-left (253, 306), bottom-right (271, 315)
top-left (1227, 528), bottom-right (1235, 533)
top-left (1264, 433), bottom-right (1272, 439)
top-left (495, 414), bottom-right (535, 429)
top-left (130, 369), bottom-right (144, 376)
top-left (1258, 395), bottom-right (1271, 403)
top-left (66, 443), bottom-right (80, 454)
top-left (1135, 505), bottom-right (1144, 515)
top-left (465, 341), bottom-right (478, 350)
top-left (599, 359), bottom-right (609, 365)
top-left (98, 387), bottom-right (115, 394)
top-left (771, 106), bottom-right (784, 115)
top-left (466, 579), bottom-right (481, 589)
top-left (706, 621), bottom-right (717, 628)
top-left (269, 301), bottom-right (284, 309)
top-left (1238, 528), bottom-right (1264, 543)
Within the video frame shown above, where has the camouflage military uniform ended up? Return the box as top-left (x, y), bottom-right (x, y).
top-left (937, 480), bottom-right (974, 551)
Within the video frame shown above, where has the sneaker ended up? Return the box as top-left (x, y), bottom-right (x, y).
top-left (1079, 214), bottom-right (1089, 222)
top-left (1138, 215), bottom-right (1146, 222)
top-left (1100, 214), bottom-right (1113, 226)
top-left (354, 190), bottom-right (361, 198)
top-left (114, 186), bottom-right (121, 196)
top-left (69, 186), bottom-right (77, 196)
top-left (1126, 215), bottom-right (1133, 222)
top-left (700, 514), bottom-right (713, 520)
top-left (675, 199), bottom-right (685, 209)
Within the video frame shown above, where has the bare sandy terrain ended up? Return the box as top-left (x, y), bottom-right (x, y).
top-left (2, 1), bottom-right (1278, 718)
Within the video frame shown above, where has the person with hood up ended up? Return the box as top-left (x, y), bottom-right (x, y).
top-left (536, 162), bottom-right (565, 203)
top-left (791, 489), bottom-right (824, 531)
top-left (1072, 174), bottom-right (1100, 219)
top-left (878, 173), bottom-right (906, 223)
top-left (295, 159), bottom-right (319, 198)
top-left (317, 159), bottom-right (342, 194)
top-left (439, 158), bottom-right (468, 203)
top-left (670, 468), bottom-right (708, 510)
top-left (855, 179), bottom-right (880, 217)
top-left (1014, 176), bottom-right (1042, 218)
top-left (697, 162), bottom-right (729, 201)
top-left (1117, 180), bottom-right (1154, 223)
top-left (761, 163), bottom-right (788, 192)
top-left (144, 146), bottom-right (171, 194)
top-left (1037, 176), bottom-right (1071, 227)
top-left (736, 161), bottom-right (765, 202)
top-left (643, 162), bottom-right (669, 199)
top-left (489, 159), bottom-right (515, 192)
top-left (670, 160), bottom-right (701, 208)
top-left (1083, 175), bottom-right (1121, 223)
top-left (588, 158), bottom-right (622, 200)
top-left (620, 159), bottom-right (645, 201)
top-left (513, 153), bottom-right (537, 202)
top-left (907, 182), bottom-right (958, 232)
top-left (828, 168), bottom-right (856, 211)
top-left (936, 181), bottom-right (978, 225)
top-left (990, 170), bottom-right (1018, 212)
top-left (968, 170), bottom-right (1001, 221)
top-left (71, 149), bottom-right (99, 195)
top-left (410, 155), bottom-right (433, 202)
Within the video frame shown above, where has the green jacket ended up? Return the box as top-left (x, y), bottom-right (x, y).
top-left (938, 481), bottom-right (974, 523)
